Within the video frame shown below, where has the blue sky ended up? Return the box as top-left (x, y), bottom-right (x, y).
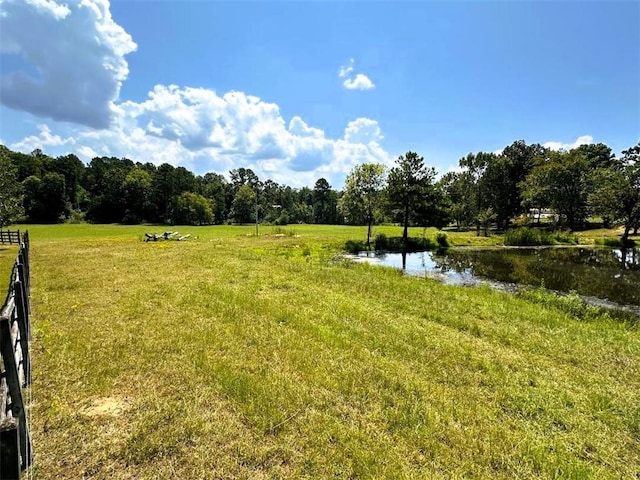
top-left (1, 0), bottom-right (638, 188)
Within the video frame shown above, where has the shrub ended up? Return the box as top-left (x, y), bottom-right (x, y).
top-left (513, 215), bottom-right (532, 227)
top-left (344, 240), bottom-right (367, 254)
top-left (374, 233), bottom-right (388, 251)
top-left (275, 212), bottom-right (289, 225)
top-left (436, 232), bottom-right (449, 248)
top-left (272, 226), bottom-right (296, 237)
top-left (66, 210), bottom-right (85, 224)
top-left (553, 230), bottom-right (579, 245)
top-left (503, 227), bottom-right (554, 246)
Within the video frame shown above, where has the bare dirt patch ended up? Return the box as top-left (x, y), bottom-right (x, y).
top-left (80, 397), bottom-right (129, 417)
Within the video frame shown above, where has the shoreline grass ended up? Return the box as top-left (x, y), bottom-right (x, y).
top-left (24, 224), bottom-right (640, 478)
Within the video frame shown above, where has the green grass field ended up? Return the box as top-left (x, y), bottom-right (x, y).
top-left (22, 224), bottom-right (640, 478)
top-left (0, 245), bottom-right (19, 304)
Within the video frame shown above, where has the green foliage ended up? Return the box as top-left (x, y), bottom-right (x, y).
top-left (230, 184), bottom-right (257, 224)
top-left (271, 226), bottom-right (296, 237)
top-left (552, 230), bottom-right (579, 245)
top-left (174, 192), bottom-right (214, 225)
top-left (0, 148), bottom-right (24, 227)
top-left (503, 228), bottom-right (578, 246)
top-left (367, 235), bottom-right (436, 252)
top-left (66, 210), bottom-right (85, 224)
top-left (595, 237), bottom-right (636, 248)
top-left (503, 227), bottom-right (554, 246)
top-left (386, 151), bottom-right (439, 243)
top-left (344, 239), bottom-right (367, 253)
top-left (374, 233), bottom-right (388, 251)
top-left (513, 214), bottom-right (532, 227)
top-left (439, 171), bottom-right (476, 229)
top-left (274, 211), bottom-right (289, 225)
top-left (312, 178), bottom-right (339, 224)
top-left (340, 163), bottom-right (387, 245)
top-left (23, 171), bottom-right (68, 223)
top-left (521, 149), bottom-right (592, 229)
top-left (590, 142), bottom-right (640, 243)
top-left (483, 141), bottom-right (545, 230)
top-left (436, 232), bottom-right (449, 248)
top-left (2, 137), bottom-right (638, 240)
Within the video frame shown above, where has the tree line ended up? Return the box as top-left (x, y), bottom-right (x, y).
top-left (1, 140), bottom-right (638, 243)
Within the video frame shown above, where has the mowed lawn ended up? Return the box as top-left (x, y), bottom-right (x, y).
top-left (26, 224), bottom-right (639, 479)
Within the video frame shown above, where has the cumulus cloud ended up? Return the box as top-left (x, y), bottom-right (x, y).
top-left (11, 124), bottom-right (76, 152)
top-left (3, 1), bottom-right (390, 187)
top-left (338, 59), bottom-right (375, 90)
top-left (344, 118), bottom-right (383, 144)
top-left (0, 0), bottom-right (137, 128)
top-left (543, 135), bottom-right (594, 151)
top-left (10, 84), bottom-right (392, 188)
top-left (343, 74), bottom-right (375, 91)
top-left (288, 116), bottom-right (324, 138)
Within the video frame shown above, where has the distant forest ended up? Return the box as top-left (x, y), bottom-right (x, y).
top-left (1, 140), bottom-right (639, 241)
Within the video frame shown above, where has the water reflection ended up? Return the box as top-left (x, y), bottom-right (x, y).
top-left (357, 247), bottom-right (640, 306)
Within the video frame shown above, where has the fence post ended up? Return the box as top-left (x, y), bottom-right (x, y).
top-left (0, 419), bottom-right (20, 480)
top-left (14, 281), bottom-right (30, 387)
top-left (0, 316), bottom-right (31, 470)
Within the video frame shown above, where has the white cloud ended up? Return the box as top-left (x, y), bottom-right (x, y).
top-left (2, 2), bottom-right (390, 188)
top-left (11, 124), bottom-right (76, 152)
top-left (10, 84), bottom-right (392, 188)
top-left (543, 135), bottom-right (594, 151)
top-left (344, 118), bottom-right (383, 144)
top-left (0, 0), bottom-right (137, 128)
top-left (288, 116), bottom-right (324, 138)
top-left (338, 59), bottom-right (375, 90)
top-left (338, 58), bottom-right (355, 78)
top-left (343, 74), bottom-right (375, 91)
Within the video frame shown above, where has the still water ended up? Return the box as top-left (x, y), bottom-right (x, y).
top-left (355, 247), bottom-right (640, 307)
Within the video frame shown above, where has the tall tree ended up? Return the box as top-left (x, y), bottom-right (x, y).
top-left (0, 149), bottom-right (24, 227)
top-left (521, 149), bottom-right (591, 229)
top-left (84, 156), bottom-right (134, 223)
top-left (312, 178), bottom-right (338, 224)
top-left (229, 168), bottom-right (261, 193)
top-left (340, 163), bottom-right (387, 245)
top-left (122, 167), bottom-right (153, 223)
top-left (574, 143), bottom-right (616, 170)
top-left (23, 172), bottom-right (67, 222)
top-left (196, 173), bottom-right (229, 224)
top-left (230, 184), bottom-right (257, 224)
top-left (484, 141), bottom-right (546, 229)
top-left (50, 154), bottom-right (85, 209)
top-left (439, 171), bottom-right (475, 230)
top-left (590, 142), bottom-right (640, 244)
top-left (386, 152), bottom-right (436, 245)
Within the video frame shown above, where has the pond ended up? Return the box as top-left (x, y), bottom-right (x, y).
top-left (353, 247), bottom-right (640, 308)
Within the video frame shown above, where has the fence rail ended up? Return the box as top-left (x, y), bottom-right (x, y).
top-left (0, 231), bottom-right (21, 246)
top-left (0, 231), bottom-right (32, 479)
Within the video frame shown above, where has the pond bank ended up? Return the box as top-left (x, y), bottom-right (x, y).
top-left (344, 246), bottom-right (640, 317)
